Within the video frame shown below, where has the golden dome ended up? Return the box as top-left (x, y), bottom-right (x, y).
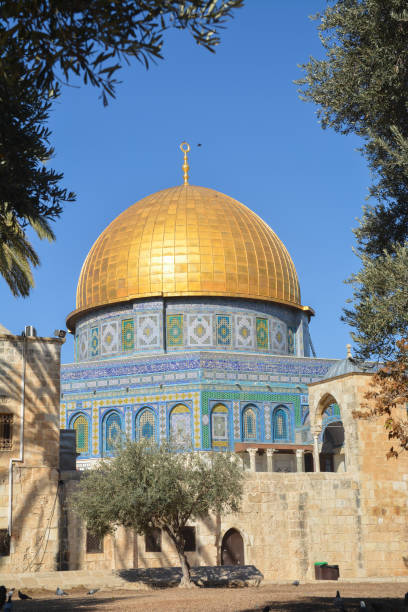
top-left (67, 185), bottom-right (312, 330)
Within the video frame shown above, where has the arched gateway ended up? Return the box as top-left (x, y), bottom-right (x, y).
top-left (221, 529), bottom-right (244, 565)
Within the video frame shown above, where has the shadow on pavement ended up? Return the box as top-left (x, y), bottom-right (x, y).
top-left (242, 596), bottom-right (407, 611)
top-left (118, 565), bottom-right (263, 588)
top-left (12, 595), bottom-right (147, 612)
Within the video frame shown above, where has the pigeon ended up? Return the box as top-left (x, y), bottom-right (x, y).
top-left (87, 588), bottom-right (99, 595)
top-left (292, 580), bottom-right (300, 586)
top-left (18, 590), bottom-right (32, 600)
top-left (55, 587), bottom-right (68, 596)
top-left (334, 590), bottom-right (345, 611)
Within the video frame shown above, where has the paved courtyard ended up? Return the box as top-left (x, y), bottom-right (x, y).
top-left (7, 581), bottom-right (408, 611)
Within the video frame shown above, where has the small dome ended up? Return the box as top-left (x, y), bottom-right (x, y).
top-left (324, 357), bottom-right (374, 379)
top-left (67, 185), bottom-right (313, 330)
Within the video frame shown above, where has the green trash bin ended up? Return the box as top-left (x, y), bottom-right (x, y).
top-left (314, 562), bottom-right (328, 580)
top-left (314, 562), bottom-right (339, 580)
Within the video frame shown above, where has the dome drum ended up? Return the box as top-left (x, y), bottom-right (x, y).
top-left (73, 296), bottom-right (313, 363)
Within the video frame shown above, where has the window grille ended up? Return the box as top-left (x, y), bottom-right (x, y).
top-left (138, 409), bottom-right (155, 440)
top-left (145, 527), bottom-right (162, 552)
top-left (0, 529), bottom-right (10, 556)
top-left (243, 407), bottom-right (256, 439)
top-left (104, 412), bottom-right (122, 453)
top-left (73, 415), bottom-right (88, 454)
top-left (273, 408), bottom-right (288, 441)
top-left (86, 530), bottom-right (104, 554)
top-left (0, 414), bottom-right (13, 450)
top-left (181, 526), bottom-right (196, 552)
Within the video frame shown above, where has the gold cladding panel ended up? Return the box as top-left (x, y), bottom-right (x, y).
top-left (72, 185), bottom-right (303, 325)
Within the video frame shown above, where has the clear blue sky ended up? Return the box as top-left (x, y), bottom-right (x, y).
top-left (1, 1), bottom-right (370, 363)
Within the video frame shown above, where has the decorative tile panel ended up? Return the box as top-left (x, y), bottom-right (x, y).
top-left (125, 406), bottom-right (132, 437)
top-left (288, 326), bottom-right (296, 356)
top-left (167, 314), bottom-right (183, 347)
top-left (256, 317), bottom-right (269, 349)
top-left (90, 327), bottom-right (99, 358)
top-left (233, 401), bottom-right (240, 440)
top-left (92, 402), bottom-right (99, 455)
top-left (138, 314), bottom-right (160, 348)
top-left (216, 315), bottom-right (231, 346)
top-left (60, 403), bottom-right (66, 428)
top-left (188, 314), bottom-right (212, 346)
top-left (193, 394), bottom-right (200, 448)
top-left (271, 319), bottom-right (286, 354)
top-left (101, 321), bottom-right (119, 355)
top-left (236, 315), bottom-right (254, 348)
top-left (264, 403), bottom-right (271, 440)
top-left (77, 329), bottom-right (88, 361)
top-left (122, 319), bottom-right (134, 351)
top-left (159, 403), bottom-right (167, 440)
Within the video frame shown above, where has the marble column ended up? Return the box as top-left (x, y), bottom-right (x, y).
top-left (313, 432), bottom-right (321, 472)
top-left (295, 448), bottom-right (305, 472)
top-left (266, 448), bottom-right (276, 472)
top-left (247, 448), bottom-right (257, 472)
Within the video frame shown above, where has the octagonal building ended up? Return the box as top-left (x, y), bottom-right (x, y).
top-left (60, 150), bottom-right (338, 470)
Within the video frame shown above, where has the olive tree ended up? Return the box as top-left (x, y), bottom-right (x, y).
top-left (72, 439), bottom-right (244, 587)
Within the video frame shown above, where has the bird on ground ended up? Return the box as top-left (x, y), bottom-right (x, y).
top-left (292, 580), bottom-right (300, 586)
top-left (55, 587), bottom-right (68, 596)
top-left (334, 590), bottom-right (345, 611)
top-left (87, 589), bottom-right (99, 595)
top-left (0, 586), bottom-right (6, 609)
top-left (18, 590), bottom-right (32, 600)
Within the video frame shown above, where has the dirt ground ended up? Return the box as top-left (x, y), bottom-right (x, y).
top-left (6, 581), bottom-right (408, 611)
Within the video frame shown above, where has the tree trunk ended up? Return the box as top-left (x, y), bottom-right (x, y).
top-left (165, 526), bottom-right (195, 588)
top-left (177, 544), bottom-right (194, 588)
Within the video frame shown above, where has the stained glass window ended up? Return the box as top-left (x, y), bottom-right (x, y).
top-left (104, 412), bottom-right (122, 453)
top-left (273, 408), bottom-right (288, 441)
top-left (243, 406), bottom-right (257, 440)
top-left (73, 414), bottom-right (89, 454)
top-left (211, 404), bottom-right (228, 448)
top-left (170, 404), bottom-right (191, 446)
top-left (138, 409), bottom-right (155, 440)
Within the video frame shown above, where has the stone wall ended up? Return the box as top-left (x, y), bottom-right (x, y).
top-left (62, 469), bottom-right (407, 581)
top-left (0, 332), bottom-right (64, 572)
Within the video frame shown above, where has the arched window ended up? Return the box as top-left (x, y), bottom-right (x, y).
top-left (72, 414), bottom-right (89, 455)
top-left (211, 403), bottom-right (229, 448)
top-left (273, 407), bottom-right (289, 442)
top-left (137, 408), bottom-right (155, 441)
top-left (104, 412), bottom-right (122, 454)
top-left (169, 404), bottom-right (191, 446)
top-left (242, 406), bottom-right (257, 440)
